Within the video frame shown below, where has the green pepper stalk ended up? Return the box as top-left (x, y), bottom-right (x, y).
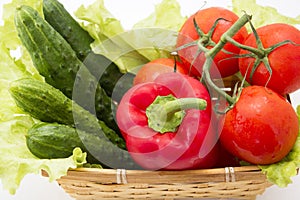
top-left (146, 94), bottom-right (207, 133)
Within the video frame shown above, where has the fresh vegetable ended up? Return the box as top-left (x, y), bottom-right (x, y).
top-left (14, 5), bottom-right (118, 131)
top-left (0, 0), bottom-right (189, 193)
top-left (0, 0), bottom-right (300, 195)
top-left (26, 122), bottom-right (138, 169)
top-left (9, 77), bottom-right (142, 169)
top-left (238, 23), bottom-right (300, 95)
top-left (0, 0), bottom-right (88, 190)
top-left (219, 86), bottom-right (299, 165)
top-left (117, 72), bottom-right (219, 170)
top-left (26, 122), bottom-right (96, 160)
top-left (82, 52), bottom-right (134, 98)
top-left (176, 7), bottom-right (248, 78)
top-left (42, 0), bottom-right (93, 61)
top-left (9, 77), bottom-right (126, 150)
top-left (43, 0), bottom-right (129, 98)
top-left (133, 57), bottom-right (188, 85)
top-left (258, 105), bottom-right (300, 187)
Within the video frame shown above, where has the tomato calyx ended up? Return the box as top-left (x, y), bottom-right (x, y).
top-left (227, 20), bottom-right (299, 86)
top-left (176, 17), bottom-right (229, 69)
top-left (146, 94), bottom-right (207, 133)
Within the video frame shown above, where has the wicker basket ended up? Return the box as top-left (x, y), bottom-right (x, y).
top-left (43, 165), bottom-right (272, 200)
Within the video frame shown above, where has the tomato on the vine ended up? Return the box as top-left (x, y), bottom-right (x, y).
top-left (219, 85), bottom-right (299, 165)
top-left (133, 58), bottom-right (188, 85)
top-left (176, 7), bottom-right (248, 78)
top-left (239, 23), bottom-right (300, 95)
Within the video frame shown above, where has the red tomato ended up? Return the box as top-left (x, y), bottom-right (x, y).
top-left (176, 7), bottom-right (248, 78)
top-left (219, 86), bottom-right (299, 165)
top-left (239, 23), bottom-right (300, 95)
top-left (133, 58), bottom-right (188, 85)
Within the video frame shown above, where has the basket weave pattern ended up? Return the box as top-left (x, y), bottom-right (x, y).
top-left (46, 166), bottom-right (272, 200)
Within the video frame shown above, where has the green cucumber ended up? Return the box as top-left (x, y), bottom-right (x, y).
top-left (26, 122), bottom-right (137, 169)
top-left (9, 77), bottom-right (125, 150)
top-left (14, 5), bottom-right (118, 131)
top-left (42, 0), bottom-right (93, 61)
top-left (43, 0), bottom-right (130, 98)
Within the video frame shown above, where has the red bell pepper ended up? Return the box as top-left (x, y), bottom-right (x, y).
top-left (116, 72), bottom-right (219, 170)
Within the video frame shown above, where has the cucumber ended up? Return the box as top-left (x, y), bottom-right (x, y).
top-left (9, 77), bottom-right (125, 150)
top-left (42, 0), bottom-right (93, 61)
top-left (26, 122), bottom-right (138, 169)
top-left (14, 5), bottom-right (118, 131)
top-left (43, 0), bottom-right (129, 98)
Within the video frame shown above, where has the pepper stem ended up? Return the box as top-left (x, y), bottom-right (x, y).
top-left (146, 95), bottom-right (207, 133)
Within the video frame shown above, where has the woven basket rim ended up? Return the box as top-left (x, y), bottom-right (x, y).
top-left (72, 165), bottom-right (260, 173)
top-left (47, 165), bottom-right (268, 186)
top-left (51, 165), bottom-right (273, 200)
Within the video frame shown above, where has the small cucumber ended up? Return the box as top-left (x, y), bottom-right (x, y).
top-left (9, 77), bottom-right (125, 150)
top-left (26, 122), bottom-right (138, 169)
top-left (43, 0), bottom-right (130, 98)
top-left (14, 5), bottom-right (118, 131)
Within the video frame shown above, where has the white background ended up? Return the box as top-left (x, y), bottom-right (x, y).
top-left (0, 0), bottom-right (300, 199)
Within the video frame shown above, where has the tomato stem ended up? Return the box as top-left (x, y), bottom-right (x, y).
top-left (224, 35), bottom-right (265, 58)
top-left (202, 13), bottom-right (252, 105)
top-left (146, 95), bottom-right (207, 133)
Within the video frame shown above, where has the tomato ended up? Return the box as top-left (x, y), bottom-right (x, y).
top-left (219, 86), bottom-right (299, 165)
top-left (239, 23), bottom-right (300, 95)
top-left (176, 7), bottom-right (248, 78)
top-left (133, 58), bottom-right (188, 85)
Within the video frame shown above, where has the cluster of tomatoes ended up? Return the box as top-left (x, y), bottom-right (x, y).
top-left (116, 7), bottom-right (300, 170)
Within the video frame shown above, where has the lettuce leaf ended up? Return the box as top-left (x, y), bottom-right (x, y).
top-left (0, 47), bottom-right (87, 194)
top-left (74, 0), bottom-right (148, 72)
top-left (259, 106), bottom-right (300, 187)
top-left (75, 0), bottom-right (186, 73)
top-left (0, 0), bottom-right (87, 194)
top-left (232, 0), bottom-right (300, 30)
top-left (133, 0), bottom-right (186, 31)
top-left (0, 0), bottom-right (42, 50)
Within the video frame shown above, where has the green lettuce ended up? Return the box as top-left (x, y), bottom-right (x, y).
top-left (75, 0), bottom-right (186, 73)
top-left (0, 0), bottom-right (86, 195)
top-left (133, 0), bottom-right (186, 31)
top-left (259, 106), bottom-right (300, 187)
top-left (0, 48), bottom-right (86, 194)
top-left (232, 0), bottom-right (300, 30)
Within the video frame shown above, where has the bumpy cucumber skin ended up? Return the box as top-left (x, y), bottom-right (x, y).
top-left (43, 0), bottom-right (128, 98)
top-left (27, 122), bottom-right (137, 168)
top-left (9, 78), bottom-right (125, 150)
top-left (43, 0), bottom-right (93, 61)
top-left (26, 123), bottom-right (83, 159)
top-left (14, 5), bottom-right (118, 131)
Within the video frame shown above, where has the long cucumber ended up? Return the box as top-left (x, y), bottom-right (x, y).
top-left (43, 0), bottom-right (133, 98)
top-left (42, 0), bottom-right (93, 61)
top-left (14, 5), bottom-right (118, 132)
